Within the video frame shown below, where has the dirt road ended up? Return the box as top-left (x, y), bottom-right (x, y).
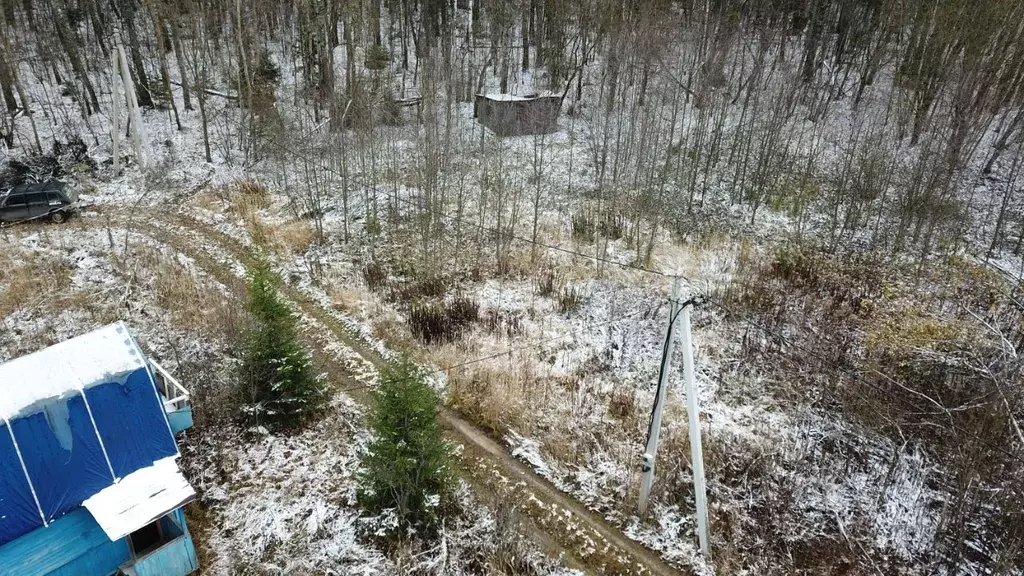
top-left (90, 206), bottom-right (687, 576)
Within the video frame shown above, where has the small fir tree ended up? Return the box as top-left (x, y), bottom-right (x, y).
top-left (241, 256), bottom-right (324, 427)
top-left (358, 360), bottom-right (453, 537)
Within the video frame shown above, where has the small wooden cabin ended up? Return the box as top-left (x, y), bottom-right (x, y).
top-left (474, 93), bottom-right (562, 136)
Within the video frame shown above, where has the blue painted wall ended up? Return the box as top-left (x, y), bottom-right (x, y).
top-left (167, 406), bottom-right (193, 434)
top-left (0, 506), bottom-right (197, 576)
top-left (0, 508), bottom-right (130, 576)
top-left (132, 535), bottom-right (198, 576)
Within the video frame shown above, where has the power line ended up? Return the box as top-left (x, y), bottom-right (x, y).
top-left (434, 305), bottom-right (654, 374)
top-left (227, 109), bottom-right (1024, 464)
top-left (335, 305), bottom-right (656, 394)
top-left (706, 296), bottom-right (1024, 466)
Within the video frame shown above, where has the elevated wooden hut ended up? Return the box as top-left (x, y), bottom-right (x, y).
top-left (474, 93), bottom-right (562, 136)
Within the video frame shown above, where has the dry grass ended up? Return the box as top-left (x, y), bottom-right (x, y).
top-left (440, 351), bottom-right (542, 437)
top-left (195, 178), bottom-right (272, 218)
top-left (201, 178), bottom-right (274, 249)
top-left (329, 286), bottom-right (367, 312)
top-left (242, 212), bottom-right (271, 248)
top-left (606, 386), bottom-right (645, 440)
top-left (205, 179), bottom-right (314, 254)
top-left (265, 219), bottom-right (315, 254)
top-left (232, 178), bottom-right (271, 211)
top-left (371, 316), bottom-right (416, 353)
top-left (184, 502), bottom-right (219, 573)
top-left (496, 244), bottom-right (540, 278)
top-left (865, 307), bottom-right (967, 357)
top-left (133, 246), bottom-right (240, 342)
top-left (0, 250), bottom-right (75, 318)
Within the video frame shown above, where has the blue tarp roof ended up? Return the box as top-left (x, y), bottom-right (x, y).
top-left (0, 323), bottom-right (179, 546)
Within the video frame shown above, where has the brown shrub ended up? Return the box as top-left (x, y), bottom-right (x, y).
top-left (535, 269), bottom-right (561, 297)
top-left (598, 213), bottom-right (626, 241)
top-left (234, 178), bottom-right (271, 210)
top-left (448, 296), bottom-right (480, 325)
top-left (571, 212), bottom-right (596, 243)
top-left (388, 274), bottom-right (450, 302)
top-left (558, 285), bottom-right (585, 313)
top-left (372, 317), bottom-right (415, 352)
top-left (362, 262), bottom-right (389, 290)
top-left (483, 309), bottom-right (524, 338)
top-left (407, 296), bottom-right (479, 344)
top-left (607, 387), bottom-right (638, 422)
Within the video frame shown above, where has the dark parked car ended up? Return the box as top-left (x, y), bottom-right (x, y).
top-left (0, 181), bottom-right (78, 224)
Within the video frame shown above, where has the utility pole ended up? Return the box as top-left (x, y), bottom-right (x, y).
top-left (638, 282), bottom-right (712, 561)
top-left (681, 300), bottom-right (711, 559)
top-left (639, 277), bottom-right (681, 514)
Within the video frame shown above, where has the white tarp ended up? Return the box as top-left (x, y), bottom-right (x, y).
top-left (82, 456), bottom-right (196, 541)
top-left (0, 322), bottom-right (147, 420)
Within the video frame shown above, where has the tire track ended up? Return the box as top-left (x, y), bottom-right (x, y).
top-left (90, 207), bottom-right (686, 576)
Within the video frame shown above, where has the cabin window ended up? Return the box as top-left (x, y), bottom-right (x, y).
top-left (128, 512), bottom-right (185, 557)
top-left (129, 521), bottom-right (163, 556)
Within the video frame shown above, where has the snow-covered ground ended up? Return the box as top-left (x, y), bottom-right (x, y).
top-left (3, 17), bottom-right (1023, 575)
top-left (181, 395), bottom-right (581, 575)
top-left (0, 217), bottom-right (585, 575)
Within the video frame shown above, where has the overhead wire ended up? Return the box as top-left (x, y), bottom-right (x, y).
top-left (335, 305), bottom-right (657, 395)
top-left (227, 109), bottom-right (1023, 464)
top-left (705, 296), bottom-right (1024, 466)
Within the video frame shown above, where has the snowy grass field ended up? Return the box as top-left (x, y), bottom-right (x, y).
top-left (2, 7), bottom-right (1024, 573)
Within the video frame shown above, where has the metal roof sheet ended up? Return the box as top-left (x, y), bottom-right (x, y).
top-left (82, 456), bottom-right (195, 541)
top-left (0, 322), bottom-right (148, 420)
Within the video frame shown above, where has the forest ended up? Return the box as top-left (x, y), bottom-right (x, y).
top-left (1, 0), bottom-right (1023, 574)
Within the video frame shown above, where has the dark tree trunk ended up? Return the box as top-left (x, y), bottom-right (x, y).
top-left (343, 16), bottom-right (355, 95)
top-left (330, 0), bottom-right (339, 48)
top-left (151, 8), bottom-right (181, 130)
top-left (0, 58), bottom-right (18, 111)
top-left (170, 21), bottom-right (192, 110)
top-left (537, 0), bottom-right (550, 68)
top-left (371, 0), bottom-right (382, 45)
top-left (86, 0), bottom-right (110, 59)
top-left (52, 6), bottom-right (100, 112)
top-left (122, 13), bottom-right (154, 107)
top-left (984, 108), bottom-right (1024, 174)
top-left (472, 0), bottom-right (483, 37)
top-left (2, 0), bottom-right (15, 26)
top-left (521, 8), bottom-right (529, 72)
top-left (20, 0), bottom-right (34, 31)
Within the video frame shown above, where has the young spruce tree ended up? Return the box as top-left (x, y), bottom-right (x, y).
top-left (358, 360), bottom-right (453, 537)
top-left (241, 256), bottom-right (324, 427)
